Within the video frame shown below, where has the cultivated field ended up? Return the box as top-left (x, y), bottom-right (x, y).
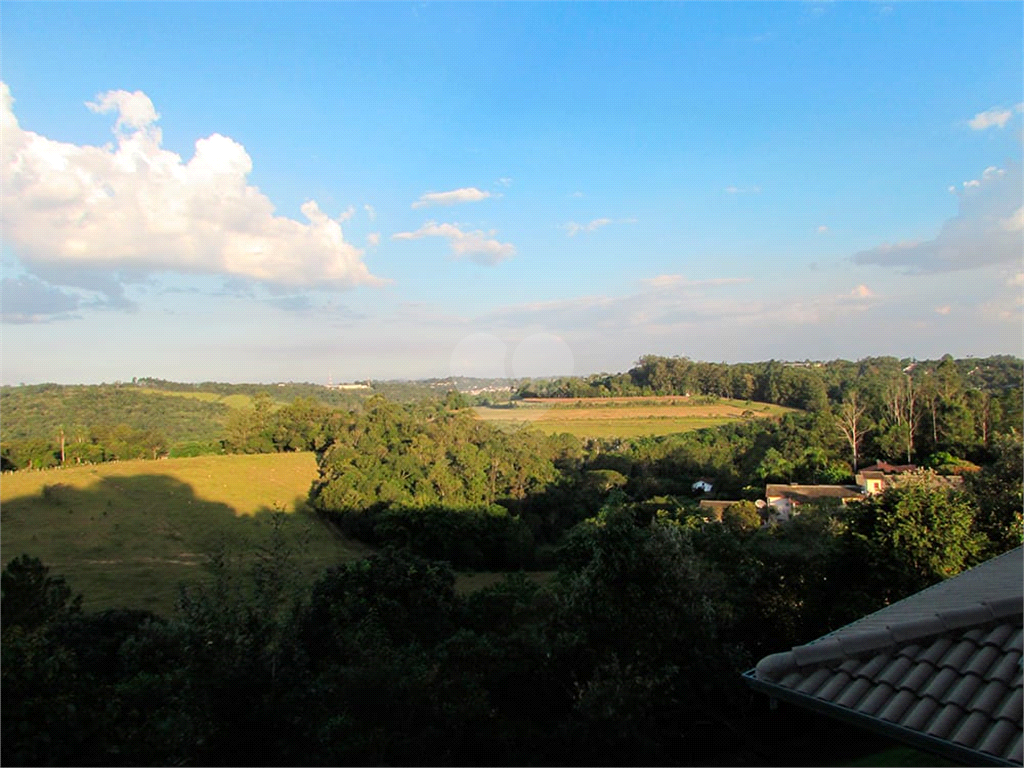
top-left (474, 396), bottom-right (794, 438)
top-left (0, 453), bottom-right (374, 614)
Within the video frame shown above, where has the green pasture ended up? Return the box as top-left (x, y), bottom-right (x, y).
top-left (529, 416), bottom-right (743, 438)
top-left (0, 453), bottom-right (374, 614)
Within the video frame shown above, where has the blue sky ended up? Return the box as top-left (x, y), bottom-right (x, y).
top-left (1, 2), bottom-right (1021, 384)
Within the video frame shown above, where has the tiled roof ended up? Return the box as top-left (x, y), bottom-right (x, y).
top-left (745, 547), bottom-right (1024, 766)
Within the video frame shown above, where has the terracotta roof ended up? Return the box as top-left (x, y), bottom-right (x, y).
top-left (765, 484), bottom-right (865, 502)
top-left (745, 547), bottom-right (1024, 766)
top-left (861, 462), bottom-right (918, 475)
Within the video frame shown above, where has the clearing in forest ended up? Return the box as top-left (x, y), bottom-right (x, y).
top-left (474, 396), bottom-right (794, 438)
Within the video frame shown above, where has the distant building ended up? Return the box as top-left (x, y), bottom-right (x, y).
top-left (692, 478), bottom-right (715, 494)
top-left (765, 484), bottom-right (865, 522)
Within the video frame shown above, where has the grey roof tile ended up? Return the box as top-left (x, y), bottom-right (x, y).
top-left (917, 636), bottom-right (955, 666)
top-left (985, 649), bottom-right (1022, 683)
top-left (901, 697), bottom-right (940, 731)
top-left (898, 660), bottom-right (937, 692)
top-left (838, 629), bottom-right (896, 657)
top-left (968, 679), bottom-right (1011, 715)
top-left (816, 671), bottom-right (853, 703)
top-left (792, 637), bottom-right (844, 667)
top-left (964, 644), bottom-right (1004, 678)
top-left (926, 703), bottom-right (967, 739)
top-left (875, 656), bottom-right (914, 686)
top-left (856, 653), bottom-right (894, 680)
top-left (1009, 733), bottom-right (1023, 764)
top-left (940, 604), bottom-right (996, 631)
top-left (836, 677), bottom-right (873, 708)
top-left (945, 674), bottom-right (984, 708)
top-left (878, 688), bottom-right (917, 723)
top-left (857, 682), bottom-right (897, 716)
top-left (922, 667), bottom-right (960, 700)
top-left (796, 666), bottom-right (834, 695)
top-left (939, 638), bottom-right (980, 670)
top-left (996, 687), bottom-right (1023, 723)
top-left (980, 623), bottom-right (1017, 649)
top-left (746, 548), bottom-right (1023, 766)
top-left (979, 718), bottom-right (1021, 757)
top-left (950, 710), bottom-right (994, 747)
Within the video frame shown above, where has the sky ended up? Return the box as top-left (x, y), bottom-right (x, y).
top-left (1, 1), bottom-right (1022, 384)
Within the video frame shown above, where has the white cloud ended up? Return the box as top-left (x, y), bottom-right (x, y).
top-left (853, 163), bottom-right (1023, 273)
top-left (338, 205), bottom-right (356, 222)
top-left (640, 274), bottom-right (751, 290)
top-left (497, 177), bottom-right (512, 187)
top-left (392, 221), bottom-right (515, 265)
top-left (366, 232), bottom-right (381, 247)
top-left (968, 105), bottom-right (1021, 130)
top-left (817, 225), bottom-right (829, 233)
top-left (564, 217), bottom-right (611, 236)
top-left (850, 284), bottom-right (873, 298)
top-left (725, 185), bottom-right (739, 194)
top-left (935, 306), bottom-right (951, 315)
top-left (364, 204), bottom-right (376, 220)
top-left (411, 187), bottom-right (492, 208)
top-left (0, 83), bottom-right (383, 290)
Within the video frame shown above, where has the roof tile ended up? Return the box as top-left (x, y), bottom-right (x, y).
top-left (875, 656), bottom-right (914, 686)
top-left (901, 697), bottom-right (940, 731)
top-left (926, 703), bottom-right (966, 739)
top-left (986, 650), bottom-right (1023, 684)
top-left (754, 651), bottom-right (796, 682)
top-left (917, 637), bottom-right (954, 666)
top-left (855, 653), bottom-right (894, 681)
top-left (968, 679), bottom-right (1011, 715)
top-left (979, 623), bottom-right (1017, 649)
top-left (939, 638), bottom-right (980, 670)
top-left (898, 661), bottom-right (937, 692)
top-left (890, 616), bottom-right (943, 643)
top-left (964, 644), bottom-right (1004, 678)
top-left (857, 682), bottom-right (896, 716)
top-left (1008, 733), bottom-right (1023, 764)
top-left (950, 710), bottom-right (993, 747)
top-left (996, 687), bottom-right (1023, 723)
top-left (1006, 627), bottom-right (1023, 653)
top-left (985, 597), bottom-right (1024, 621)
top-left (896, 642), bottom-right (923, 659)
top-left (792, 637), bottom-right (844, 668)
top-left (878, 688), bottom-right (917, 723)
top-left (940, 604), bottom-right (995, 631)
top-left (945, 674), bottom-right (984, 708)
top-left (921, 667), bottom-right (960, 700)
top-left (796, 667), bottom-right (834, 695)
top-left (838, 629), bottom-right (895, 658)
top-left (835, 677), bottom-right (873, 709)
top-left (978, 718), bottom-right (1020, 757)
top-left (816, 671), bottom-right (853, 703)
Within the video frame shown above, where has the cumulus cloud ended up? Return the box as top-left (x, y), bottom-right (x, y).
top-left (850, 284), bottom-right (874, 298)
top-left (968, 104), bottom-right (1022, 130)
top-left (852, 163), bottom-right (1023, 273)
top-left (392, 222), bottom-right (515, 265)
top-left (0, 83), bottom-right (383, 292)
top-left (411, 187), bottom-right (491, 208)
top-left (564, 218), bottom-right (611, 236)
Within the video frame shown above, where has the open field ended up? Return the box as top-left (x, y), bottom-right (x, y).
top-left (137, 387), bottom-right (258, 410)
top-left (474, 396), bottom-right (794, 438)
top-left (0, 453), bottom-right (375, 614)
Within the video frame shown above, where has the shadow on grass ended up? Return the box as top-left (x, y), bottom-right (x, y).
top-left (1, 474), bottom-right (368, 613)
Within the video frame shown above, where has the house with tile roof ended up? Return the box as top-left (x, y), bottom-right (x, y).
top-left (764, 483), bottom-right (866, 522)
top-left (744, 546), bottom-right (1024, 766)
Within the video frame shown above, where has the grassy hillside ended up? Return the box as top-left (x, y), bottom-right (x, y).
top-left (0, 453), bottom-right (374, 613)
top-left (474, 396), bottom-right (795, 438)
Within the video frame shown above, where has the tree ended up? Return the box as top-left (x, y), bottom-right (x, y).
top-left (722, 501), bottom-right (762, 534)
top-left (839, 475), bottom-right (982, 605)
top-left (835, 391), bottom-right (869, 470)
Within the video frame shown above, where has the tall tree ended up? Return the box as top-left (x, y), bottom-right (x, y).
top-left (835, 391), bottom-right (868, 470)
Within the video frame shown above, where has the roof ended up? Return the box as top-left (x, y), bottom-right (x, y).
top-left (764, 484), bottom-right (866, 502)
top-left (745, 547), bottom-right (1024, 766)
top-left (858, 470), bottom-right (887, 481)
top-left (861, 461), bottom-right (918, 475)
